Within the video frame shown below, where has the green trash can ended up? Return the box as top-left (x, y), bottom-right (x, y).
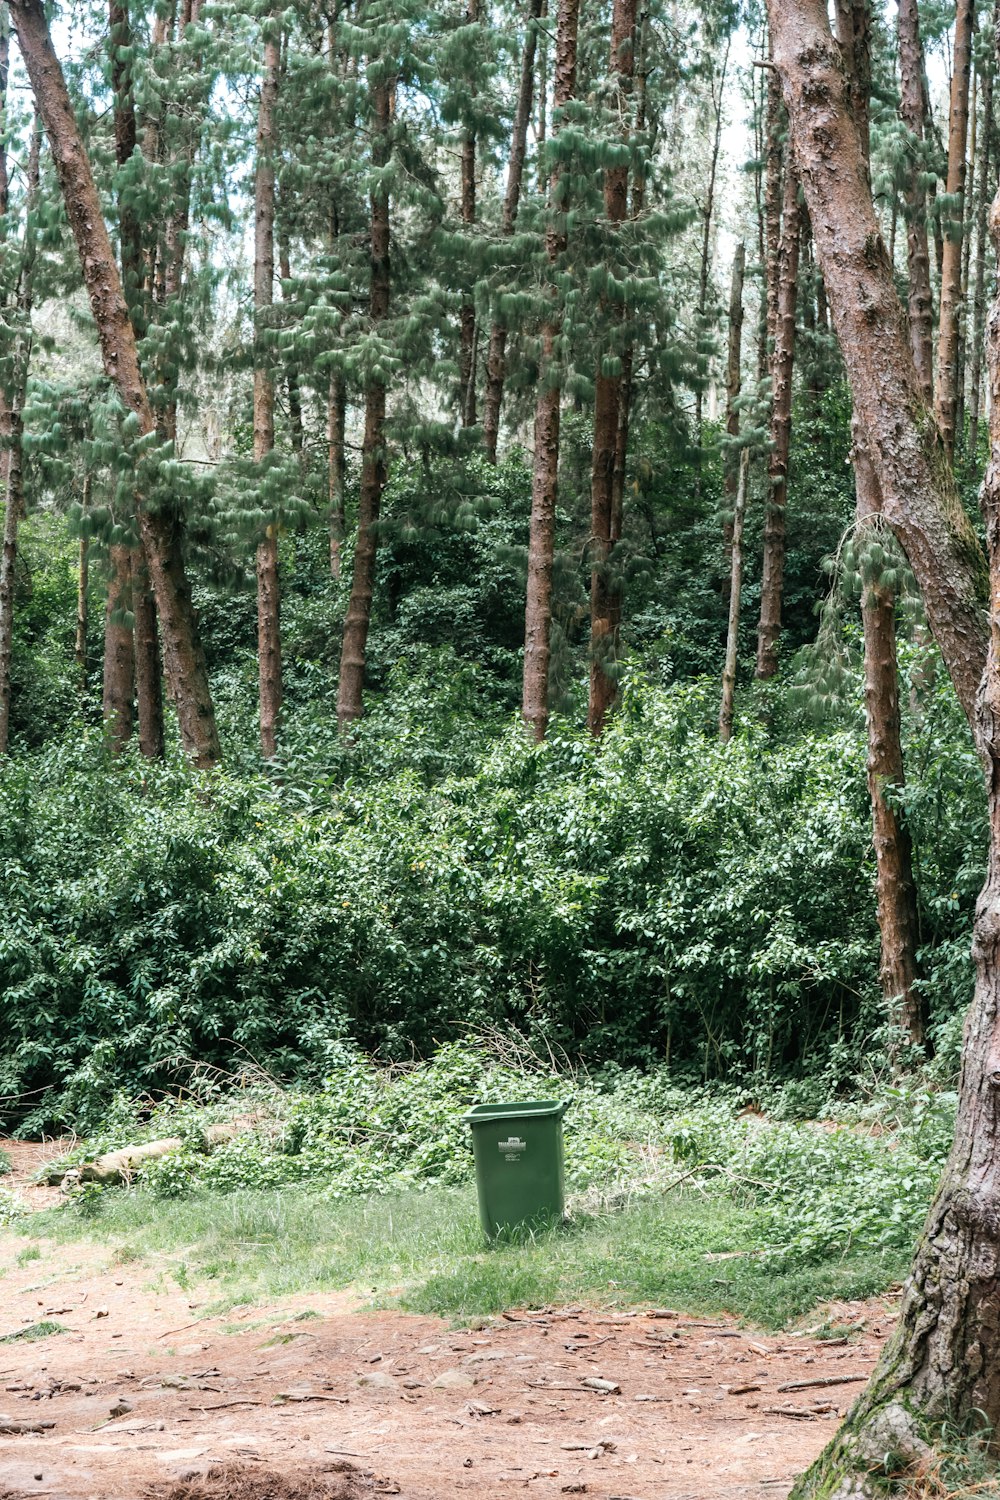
top-left (463, 1100), bottom-right (568, 1240)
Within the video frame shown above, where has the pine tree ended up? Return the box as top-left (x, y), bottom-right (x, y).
top-left (521, 0), bottom-right (578, 741)
top-left (9, 0), bottom-right (222, 769)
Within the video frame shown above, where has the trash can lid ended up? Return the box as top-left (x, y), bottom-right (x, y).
top-left (461, 1100), bottom-right (568, 1124)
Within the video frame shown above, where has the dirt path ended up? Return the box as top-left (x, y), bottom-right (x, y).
top-left (0, 1146), bottom-right (895, 1500)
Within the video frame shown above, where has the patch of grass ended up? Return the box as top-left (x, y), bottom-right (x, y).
top-left (0, 1149), bottom-right (11, 1175)
top-left (16, 1243), bottom-right (42, 1266)
top-left (0, 1319), bottom-right (67, 1343)
top-left (19, 1181), bottom-right (909, 1330)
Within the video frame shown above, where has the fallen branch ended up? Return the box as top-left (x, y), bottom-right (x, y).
top-left (776, 1374), bottom-right (867, 1393)
top-left (762, 1405), bottom-right (826, 1420)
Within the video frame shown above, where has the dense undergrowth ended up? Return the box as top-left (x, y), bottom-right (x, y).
top-left (0, 663), bottom-right (983, 1134)
top-left (1, 1042), bottom-right (956, 1298)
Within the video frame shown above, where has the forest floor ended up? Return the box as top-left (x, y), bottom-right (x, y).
top-left (0, 1143), bottom-right (897, 1500)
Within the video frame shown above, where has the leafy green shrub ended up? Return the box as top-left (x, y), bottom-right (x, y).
top-left (0, 660), bottom-right (983, 1131)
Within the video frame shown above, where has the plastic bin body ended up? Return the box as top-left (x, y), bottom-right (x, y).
top-left (463, 1100), bottom-right (567, 1239)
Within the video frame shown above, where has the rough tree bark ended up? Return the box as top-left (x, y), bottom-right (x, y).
top-left (587, 0), bottom-right (638, 736)
top-left (898, 0), bottom-right (934, 404)
top-left (8, 0), bottom-right (221, 768)
top-left (755, 149), bottom-right (800, 679)
top-left (254, 14), bottom-right (282, 760)
top-left (482, 0), bottom-right (543, 463)
top-left (934, 0), bottom-right (975, 463)
top-left (522, 0), bottom-right (579, 741)
top-left (835, 0), bottom-right (923, 1048)
top-left (765, 3), bottom-right (1000, 1490)
top-left (337, 71), bottom-right (394, 731)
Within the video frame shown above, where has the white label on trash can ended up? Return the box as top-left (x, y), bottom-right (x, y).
top-left (499, 1135), bottom-right (526, 1160)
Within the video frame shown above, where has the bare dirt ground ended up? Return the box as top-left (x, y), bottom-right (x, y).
top-left (0, 1142), bottom-right (896, 1500)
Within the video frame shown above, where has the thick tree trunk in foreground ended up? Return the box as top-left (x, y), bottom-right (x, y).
top-left (719, 448), bottom-right (748, 744)
top-left (9, 0), bottom-right (220, 768)
top-left (483, 0), bottom-right (543, 463)
top-left (522, 0), bottom-right (579, 741)
top-left (755, 154), bottom-right (800, 679)
top-left (766, 3), bottom-right (997, 1491)
top-left (587, 0), bottom-right (638, 736)
top-left (935, 0), bottom-right (974, 464)
top-left (836, 0), bottom-right (922, 1049)
top-left (898, 0), bottom-right (934, 404)
top-left (766, 0), bottom-right (987, 728)
top-left (254, 18), bottom-right (282, 760)
top-left (337, 74), bottom-right (393, 731)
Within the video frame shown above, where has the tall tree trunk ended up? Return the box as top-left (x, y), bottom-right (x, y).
top-left (123, 0), bottom-right (187, 761)
top-left (278, 231), bottom-right (304, 462)
top-left (254, 16), bottom-right (282, 760)
top-left (608, 5), bottom-right (650, 541)
top-left (898, 0), bottom-right (935, 403)
top-left (536, 5), bottom-right (547, 194)
top-left (755, 152), bottom-right (801, 679)
top-left (719, 448), bottom-right (749, 743)
top-left (459, 0), bottom-right (479, 427)
top-left (764, 4), bottom-right (1000, 1488)
top-left (587, 0), bottom-right (638, 736)
top-left (970, 11), bottom-right (997, 460)
top-left (721, 240), bottom-right (746, 598)
top-left (955, 62), bottom-right (978, 451)
top-left (934, 0), bottom-right (975, 464)
top-left (108, 0), bottom-right (149, 754)
top-left (692, 39), bottom-right (729, 464)
top-left (75, 477), bottom-right (90, 690)
top-left (0, 21), bottom-right (16, 757)
top-left (483, 0), bottom-right (543, 463)
top-left (103, 542), bottom-right (134, 750)
top-left (835, 0), bottom-right (923, 1048)
top-left (9, 0), bottom-right (221, 768)
top-left (328, 372), bottom-right (347, 577)
top-left (764, 40), bottom-right (784, 357)
top-left (0, 114), bottom-right (37, 760)
top-left (337, 73), bottom-right (393, 731)
top-left (522, 0), bottom-right (579, 741)
top-left (132, 549), bottom-right (163, 759)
